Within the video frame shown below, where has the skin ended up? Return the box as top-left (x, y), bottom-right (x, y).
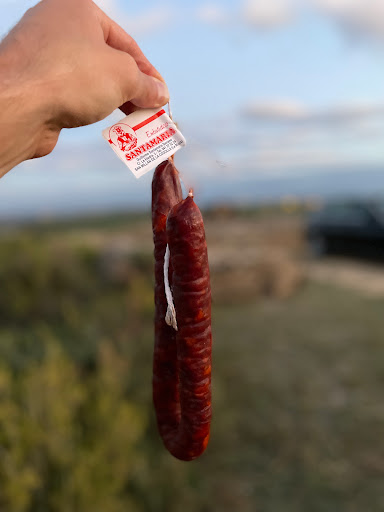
top-left (0, 0), bottom-right (169, 177)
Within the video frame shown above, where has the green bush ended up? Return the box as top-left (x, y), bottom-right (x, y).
top-left (2, 219), bottom-right (384, 511)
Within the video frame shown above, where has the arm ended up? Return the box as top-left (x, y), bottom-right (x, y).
top-left (0, 0), bottom-right (169, 177)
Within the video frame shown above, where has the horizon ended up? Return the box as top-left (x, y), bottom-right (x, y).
top-left (1, 163), bottom-right (384, 222)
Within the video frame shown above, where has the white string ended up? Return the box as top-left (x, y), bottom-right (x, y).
top-left (164, 245), bottom-right (178, 331)
top-left (167, 101), bottom-right (173, 121)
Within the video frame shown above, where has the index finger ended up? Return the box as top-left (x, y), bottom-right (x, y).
top-left (94, 4), bottom-right (165, 83)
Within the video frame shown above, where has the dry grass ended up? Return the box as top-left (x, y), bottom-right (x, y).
top-left (3, 209), bottom-right (384, 511)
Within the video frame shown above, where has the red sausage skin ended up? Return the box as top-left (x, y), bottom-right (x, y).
top-left (152, 161), bottom-right (212, 461)
top-left (164, 196), bottom-right (212, 461)
top-left (152, 160), bottom-right (183, 454)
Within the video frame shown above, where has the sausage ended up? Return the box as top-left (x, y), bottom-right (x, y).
top-left (165, 192), bottom-right (212, 461)
top-left (152, 161), bottom-right (212, 461)
top-left (152, 159), bottom-right (183, 457)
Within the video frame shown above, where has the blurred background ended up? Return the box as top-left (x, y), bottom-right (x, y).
top-left (2, 0), bottom-right (384, 510)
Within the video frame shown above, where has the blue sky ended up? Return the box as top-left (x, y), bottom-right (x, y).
top-left (1, 0), bottom-right (384, 219)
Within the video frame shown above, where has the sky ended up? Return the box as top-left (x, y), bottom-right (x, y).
top-left (1, 0), bottom-right (384, 219)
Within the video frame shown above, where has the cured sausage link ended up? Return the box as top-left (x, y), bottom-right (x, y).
top-left (152, 160), bottom-right (212, 461)
top-left (152, 159), bottom-right (183, 450)
top-left (165, 194), bottom-right (212, 461)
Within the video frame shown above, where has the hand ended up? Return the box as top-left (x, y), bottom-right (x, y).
top-left (0, 0), bottom-right (169, 176)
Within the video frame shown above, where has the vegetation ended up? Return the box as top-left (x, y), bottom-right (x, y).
top-left (1, 214), bottom-right (384, 511)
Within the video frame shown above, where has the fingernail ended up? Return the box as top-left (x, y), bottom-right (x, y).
top-left (155, 78), bottom-right (170, 105)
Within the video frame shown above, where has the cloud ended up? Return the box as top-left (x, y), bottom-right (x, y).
top-left (244, 100), bottom-right (308, 120)
top-left (197, 97), bottom-right (384, 177)
top-left (243, 99), bottom-right (384, 125)
top-left (196, 4), bottom-right (229, 25)
top-left (122, 7), bottom-right (174, 38)
top-left (238, 149), bottom-right (365, 173)
top-left (197, 0), bottom-right (297, 29)
top-left (175, 97), bottom-right (384, 180)
top-left (313, 0), bottom-right (384, 41)
top-left (197, 0), bottom-right (384, 43)
top-left (243, 0), bottom-right (296, 28)
top-left (94, 0), bottom-right (173, 38)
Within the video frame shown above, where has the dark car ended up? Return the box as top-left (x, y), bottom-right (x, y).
top-left (306, 200), bottom-right (384, 258)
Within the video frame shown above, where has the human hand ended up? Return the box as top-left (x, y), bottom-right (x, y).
top-left (0, 0), bottom-right (169, 176)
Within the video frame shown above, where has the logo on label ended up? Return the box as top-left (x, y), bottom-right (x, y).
top-left (108, 124), bottom-right (137, 152)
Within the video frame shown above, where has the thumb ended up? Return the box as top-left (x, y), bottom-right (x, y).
top-left (107, 50), bottom-right (170, 114)
top-left (130, 72), bottom-right (170, 109)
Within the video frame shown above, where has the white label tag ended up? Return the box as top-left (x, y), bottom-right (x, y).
top-left (102, 108), bottom-right (186, 178)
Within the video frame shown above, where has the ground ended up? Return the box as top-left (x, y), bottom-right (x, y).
top-left (0, 208), bottom-right (384, 511)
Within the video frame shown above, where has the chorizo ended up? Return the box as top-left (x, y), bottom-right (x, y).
top-left (165, 191), bottom-right (212, 461)
top-left (152, 159), bottom-right (183, 456)
top-left (152, 162), bottom-right (212, 461)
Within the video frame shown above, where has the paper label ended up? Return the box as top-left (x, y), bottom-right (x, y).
top-left (102, 108), bottom-right (186, 178)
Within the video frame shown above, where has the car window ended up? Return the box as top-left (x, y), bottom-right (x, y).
top-left (323, 204), bottom-right (371, 226)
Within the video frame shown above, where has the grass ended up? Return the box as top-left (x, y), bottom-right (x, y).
top-left (0, 215), bottom-right (384, 510)
top-left (207, 284), bottom-right (384, 511)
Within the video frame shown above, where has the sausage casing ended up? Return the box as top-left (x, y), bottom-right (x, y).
top-left (152, 159), bottom-right (183, 454)
top-left (152, 161), bottom-right (212, 461)
top-left (164, 195), bottom-right (212, 461)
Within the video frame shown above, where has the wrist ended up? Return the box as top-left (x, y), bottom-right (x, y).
top-left (0, 48), bottom-right (57, 176)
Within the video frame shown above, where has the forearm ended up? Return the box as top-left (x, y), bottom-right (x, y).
top-left (0, 49), bottom-right (55, 177)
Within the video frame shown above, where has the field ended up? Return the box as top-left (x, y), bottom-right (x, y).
top-left (1, 209), bottom-right (384, 511)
